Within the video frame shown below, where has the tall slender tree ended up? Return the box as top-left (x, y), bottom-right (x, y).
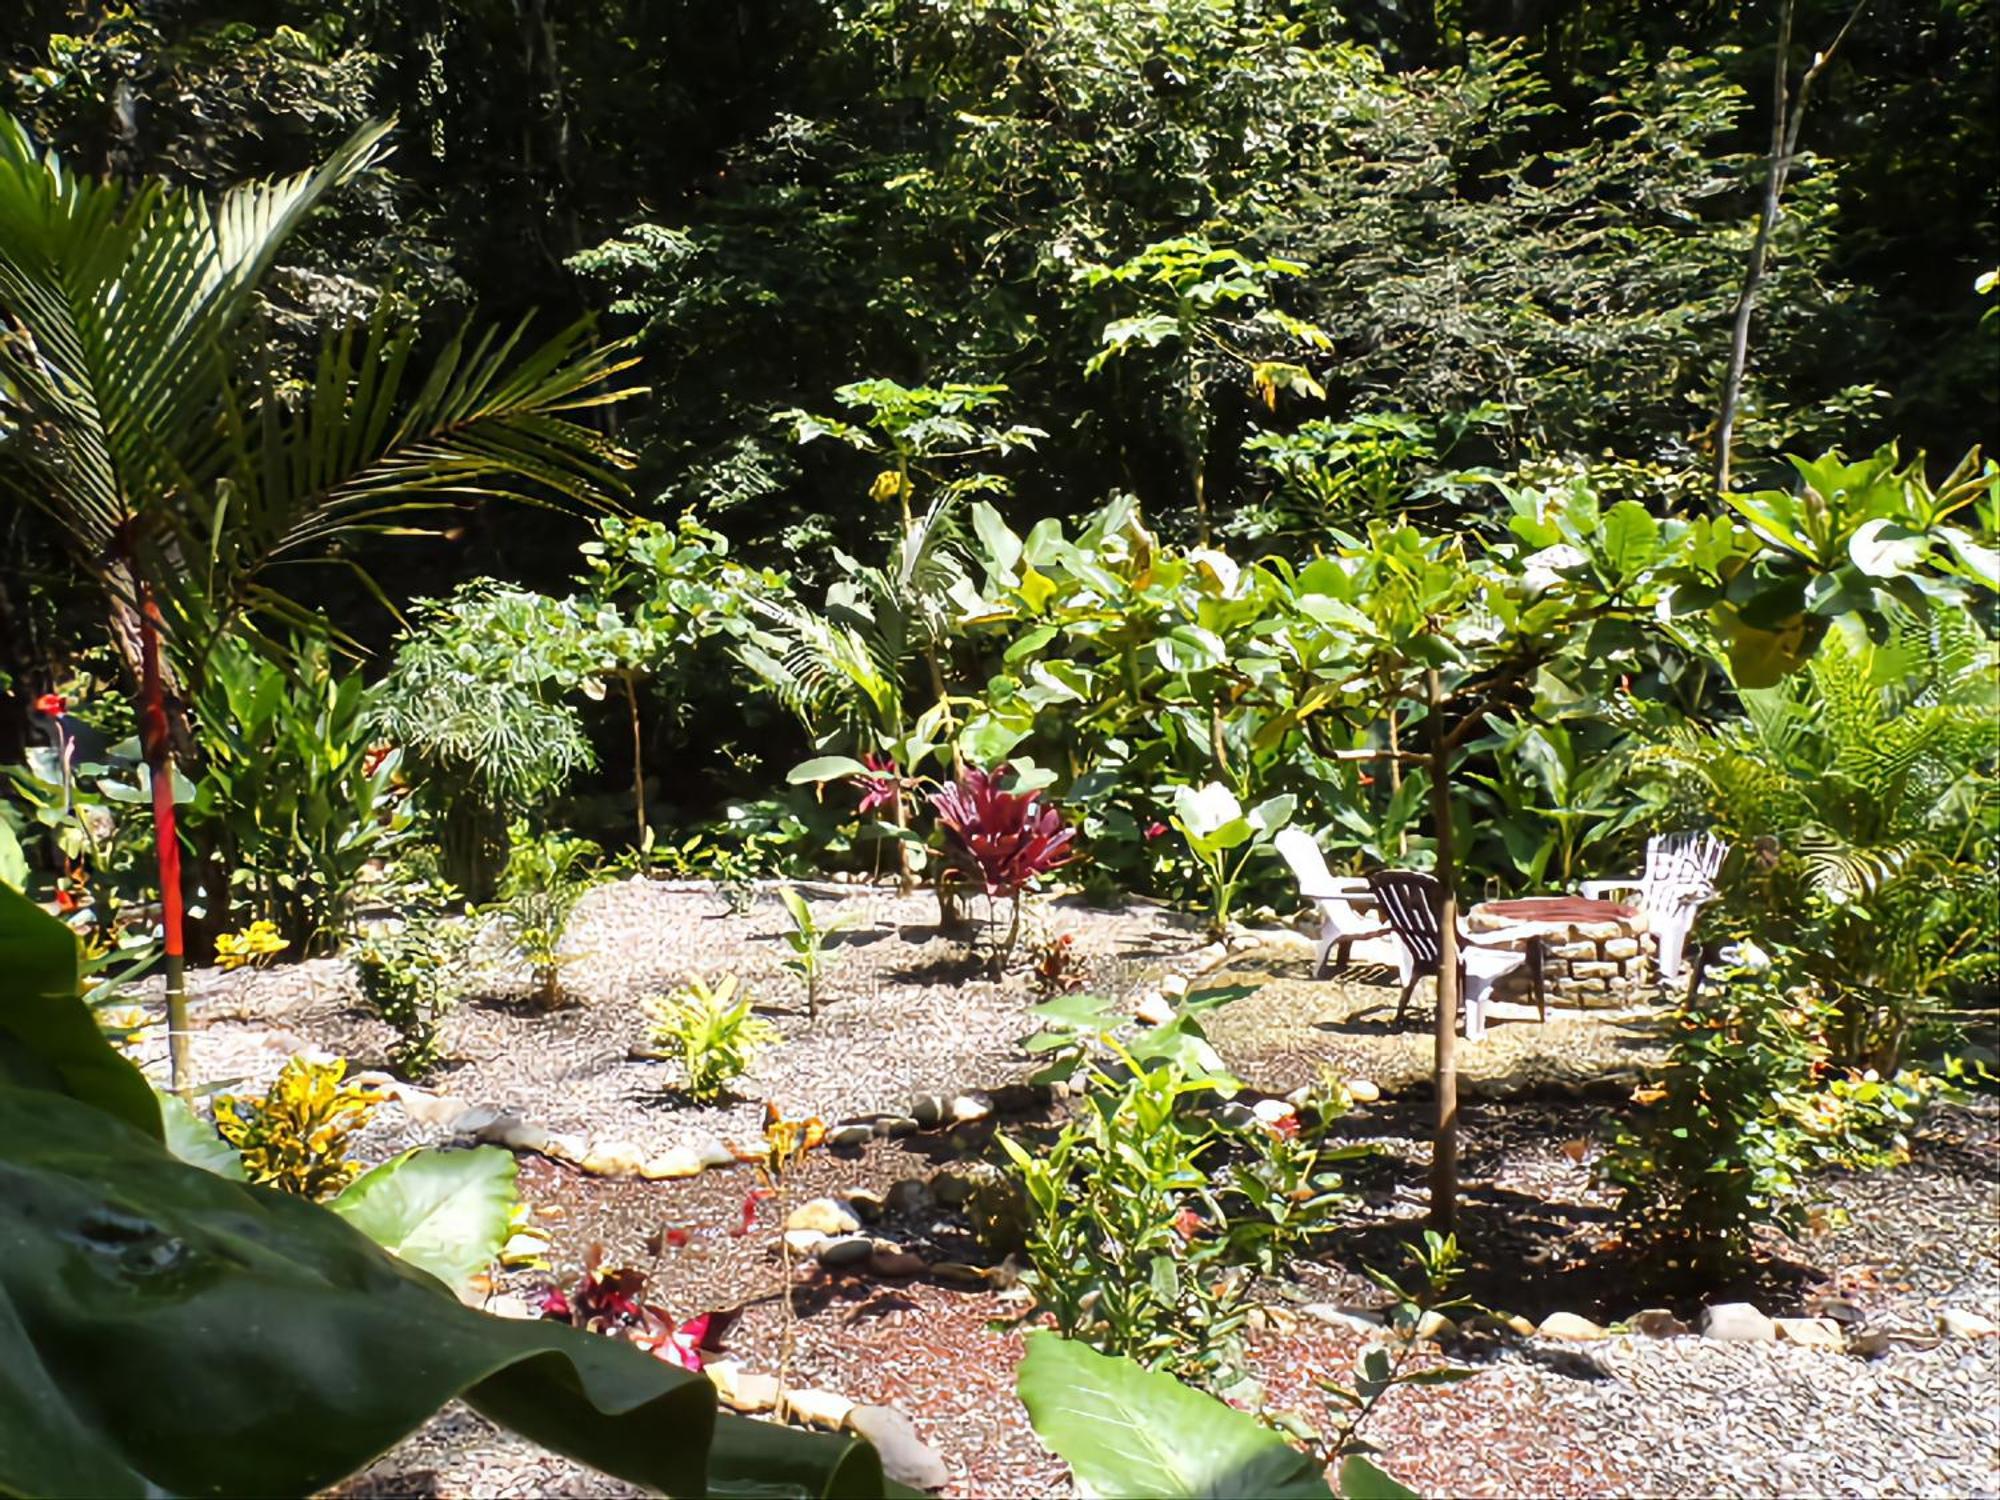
top-left (0, 113), bottom-right (639, 1094)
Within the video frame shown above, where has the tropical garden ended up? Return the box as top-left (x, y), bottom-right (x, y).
top-left (1, 3), bottom-right (1995, 1496)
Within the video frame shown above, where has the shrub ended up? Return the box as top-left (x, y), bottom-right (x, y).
top-left (641, 975), bottom-right (780, 1101)
top-left (1000, 1053), bottom-right (1347, 1388)
top-left (1170, 782), bottom-right (1295, 939)
top-left (214, 919), bottom-right (289, 971)
top-left (214, 1055), bottom-right (384, 1199)
top-left (355, 914), bottom-right (474, 1081)
top-left (1601, 946), bottom-right (1951, 1277)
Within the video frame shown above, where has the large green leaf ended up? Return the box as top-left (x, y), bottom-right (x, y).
top-left (329, 1146), bottom-right (518, 1297)
top-left (0, 1087), bottom-right (887, 1499)
top-left (1017, 1332), bottom-right (1332, 1499)
top-left (0, 883), bottom-right (158, 1139)
top-left (156, 1089), bottom-right (246, 1181)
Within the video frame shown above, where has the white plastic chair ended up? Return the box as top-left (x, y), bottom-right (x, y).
top-left (1366, 870), bottom-right (1548, 1042)
top-left (1274, 828), bottom-right (1402, 983)
top-left (1580, 831), bottom-right (1728, 982)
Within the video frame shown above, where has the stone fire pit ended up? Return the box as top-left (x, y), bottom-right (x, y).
top-left (1467, 897), bottom-right (1654, 1009)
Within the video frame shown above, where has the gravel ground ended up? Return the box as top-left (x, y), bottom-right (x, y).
top-left (132, 880), bottom-right (1999, 1498)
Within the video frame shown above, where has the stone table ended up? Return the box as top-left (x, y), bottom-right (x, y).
top-left (1466, 896), bottom-right (1652, 1009)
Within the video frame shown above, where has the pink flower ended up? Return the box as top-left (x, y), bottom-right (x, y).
top-left (1143, 821), bottom-right (1170, 841)
top-left (856, 753), bottom-right (900, 816)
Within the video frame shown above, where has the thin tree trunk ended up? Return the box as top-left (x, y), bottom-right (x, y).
top-left (1425, 668), bottom-right (1460, 1234)
top-left (1715, 0), bottom-right (1870, 491)
top-left (139, 586), bottom-right (191, 1099)
top-left (622, 669), bottom-right (647, 846)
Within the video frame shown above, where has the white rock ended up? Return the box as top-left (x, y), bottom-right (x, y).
top-left (451, 1104), bottom-right (506, 1134)
top-left (545, 1132), bottom-right (589, 1162)
top-left (828, 1122), bottom-right (874, 1149)
top-left (786, 1388), bottom-right (855, 1430)
top-left (1775, 1316), bottom-right (1845, 1349)
top-left (949, 1092), bottom-right (993, 1123)
top-left (1699, 1302), bottom-right (1776, 1342)
top-left (484, 1293), bottom-right (536, 1320)
top-left (1251, 1098), bottom-right (1297, 1128)
top-left (1628, 1308), bottom-right (1690, 1337)
top-left (1134, 992), bottom-right (1174, 1026)
top-left (1345, 1078), bottom-right (1382, 1104)
top-left (580, 1138), bottom-right (648, 1176)
top-left (787, 1197), bottom-right (863, 1235)
top-left (783, 1229), bottom-right (831, 1256)
top-left (640, 1147), bottom-right (704, 1180)
top-left (846, 1405), bottom-right (950, 1491)
top-left (692, 1135), bottom-right (738, 1168)
top-left (1159, 973), bottom-right (1190, 999)
top-left (1939, 1307), bottom-right (1999, 1339)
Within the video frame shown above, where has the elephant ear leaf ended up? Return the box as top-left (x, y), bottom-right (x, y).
top-left (0, 1087), bottom-right (889, 1499)
top-left (1017, 1331), bottom-right (1333, 1498)
top-left (329, 1146), bottom-right (517, 1297)
top-left (0, 883), bottom-right (160, 1138)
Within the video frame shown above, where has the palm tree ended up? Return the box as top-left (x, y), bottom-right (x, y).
top-left (0, 114), bottom-right (639, 1094)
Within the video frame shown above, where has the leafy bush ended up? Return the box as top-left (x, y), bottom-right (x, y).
top-left (354, 914), bottom-right (474, 1081)
top-left (1601, 948), bottom-right (1951, 1277)
top-left (492, 830), bottom-right (602, 1009)
top-left (1172, 782), bottom-right (1296, 939)
top-left (1000, 1052), bottom-right (1347, 1387)
top-left (214, 1055), bottom-right (384, 1200)
top-left (641, 974), bottom-right (780, 1101)
top-left (1638, 603), bottom-right (1999, 1069)
top-left (213, 919), bottom-right (289, 971)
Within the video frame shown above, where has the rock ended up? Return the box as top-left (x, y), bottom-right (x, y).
top-left (786, 1388), bottom-right (854, 1431)
top-left (787, 1197), bottom-right (863, 1236)
top-left (869, 1246), bottom-right (927, 1278)
top-left (1134, 992), bottom-right (1174, 1026)
top-left (484, 1293), bottom-right (536, 1320)
top-left (929, 1261), bottom-right (989, 1288)
top-left (1846, 1328), bottom-right (1894, 1359)
top-left (909, 1094), bottom-right (947, 1128)
top-left (1303, 1303), bottom-right (1386, 1333)
top-left (1159, 973), bottom-right (1190, 999)
top-left (1939, 1307), bottom-right (1999, 1339)
top-left (827, 1122), bottom-right (875, 1150)
top-left (884, 1178), bottom-right (933, 1217)
top-left (1538, 1311), bottom-right (1609, 1341)
top-left (874, 1116), bottom-right (921, 1138)
top-left (705, 1360), bottom-right (744, 1402)
top-left (1215, 1101), bottom-right (1258, 1130)
top-left (1501, 1313), bottom-right (1538, 1337)
top-left (1411, 1310), bottom-right (1455, 1341)
top-left (842, 1187), bottom-right (886, 1221)
top-left (815, 1235), bottom-right (874, 1269)
top-left (1699, 1302), bottom-right (1777, 1343)
top-left (1628, 1308), bottom-right (1690, 1337)
top-left (930, 1171), bottom-right (973, 1208)
top-left (692, 1135), bottom-right (738, 1168)
top-left (581, 1139), bottom-right (649, 1176)
top-left (1775, 1316), bottom-right (1846, 1349)
top-left (1807, 1295), bottom-right (1864, 1327)
top-left (1251, 1098), bottom-right (1298, 1129)
top-left (395, 1088), bottom-right (469, 1127)
top-left (949, 1091), bottom-right (993, 1123)
top-left (545, 1132), bottom-right (589, 1162)
top-left (1345, 1078), bottom-right (1382, 1104)
top-left (720, 1370), bottom-right (781, 1413)
top-left (784, 1229), bottom-right (831, 1256)
top-left (450, 1104), bottom-right (506, 1134)
top-left (475, 1114), bottom-right (549, 1155)
top-left (640, 1147), bottom-right (704, 1180)
top-left (846, 1405), bottom-right (950, 1491)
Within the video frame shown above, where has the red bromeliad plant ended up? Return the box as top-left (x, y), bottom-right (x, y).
top-left (929, 764), bottom-right (1076, 971)
top-left (537, 1245), bottom-right (720, 1373)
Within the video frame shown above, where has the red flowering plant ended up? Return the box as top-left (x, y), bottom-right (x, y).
top-left (536, 1244), bottom-right (721, 1373)
top-left (929, 764), bottom-right (1077, 972)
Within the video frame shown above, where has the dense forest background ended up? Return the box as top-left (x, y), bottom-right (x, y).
top-left (2, 0), bottom-right (1994, 813)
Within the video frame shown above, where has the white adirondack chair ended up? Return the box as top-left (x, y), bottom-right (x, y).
top-left (1581, 830), bottom-right (1729, 982)
top-left (1274, 828), bottom-right (1403, 983)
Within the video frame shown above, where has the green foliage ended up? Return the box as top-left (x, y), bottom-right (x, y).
top-left (1016, 1332), bottom-right (1335, 1500)
top-left (186, 633), bottom-right (408, 951)
top-left (641, 974), bottom-right (780, 1102)
top-left (354, 912), bottom-right (474, 1081)
top-left (1636, 601), bottom-right (1999, 1068)
top-left (213, 1054), bottom-right (384, 1200)
top-left (491, 830), bottom-right (602, 1010)
top-left (777, 885), bottom-right (850, 1017)
top-left (1173, 782), bottom-right (1296, 937)
top-left (327, 1145), bottom-right (518, 1298)
top-left (1601, 950), bottom-right (1952, 1277)
top-left (1000, 1051), bottom-right (1347, 1386)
